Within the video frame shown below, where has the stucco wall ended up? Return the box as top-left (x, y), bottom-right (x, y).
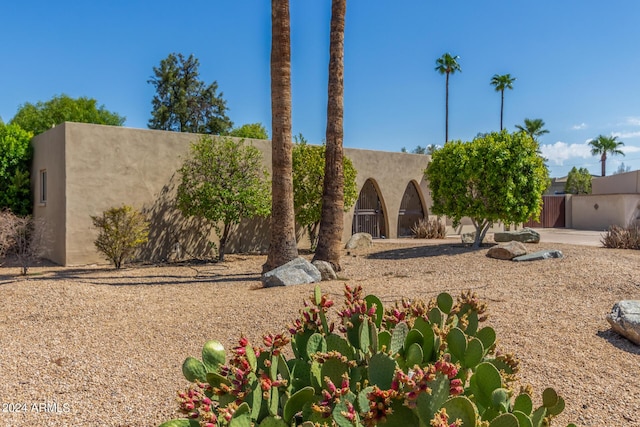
top-left (592, 171), bottom-right (640, 194)
top-left (571, 194), bottom-right (640, 230)
top-left (32, 123), bottom-right (432, 265)
top-left (31, 126), bottom-right (67, 265)
top-left (344, 149), bottom-right (432, 238)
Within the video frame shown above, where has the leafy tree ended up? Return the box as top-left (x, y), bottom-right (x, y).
top-left (148, 53), bottom-right (233, 135)
top-left (425, 131), bottom-right (549, 248)
top-left (490, 74), bottom-right (516, 131)
top-left (435, 53), bottom-right (461, 142)
top-left (10, 94), bottom-right (124, 136)
top-left (515, 118), bottom-right (549, 142)
top-left (228, 122), bottom-right (268, 139)
top-left (176, 136), bottom-right (271, 262)
top-left (292, 137), bottom-right (357, 250)
top-left (564, 167), bottom-right (592, 194)
top-left (313, 0), bottom-right (347, 271)
top-left (91, 205), bottom-right (149, 269)
top-left (0, 122), bottom-right (33, 215)
top-left (588, 134), bottom-right (625, 176)
top-left (265, 0), bottom-right (299, 272)
top-left (613, 162), bottom-right (631, 175)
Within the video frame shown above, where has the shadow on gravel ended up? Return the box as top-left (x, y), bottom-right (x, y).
top-left (367, 243), bottom-right (491, 260)
top-left (596, 329), bottom-right (640, 355)
top-left (101, 273), bottom-right (262, 286)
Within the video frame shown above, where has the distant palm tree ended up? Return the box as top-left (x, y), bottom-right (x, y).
top-left (490, 73), bottom-right (516, 131)
top-left (435, 53), bottom-right (461, 142)
top-left (515, 118), bottom-right (549, 142)
top-left (589, 135), bottom-right (625, 176)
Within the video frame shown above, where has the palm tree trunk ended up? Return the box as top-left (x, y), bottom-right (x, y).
top-left (445, 72), bottom-right (449, 142)
top-left (313, 0), bottom-right (346, 272)
top-left (601, 153), bottom-right (606, 176)
top-left (500, 90), bottom-right (504, 131)
top-left (264, 0), bottom-right (298, 272)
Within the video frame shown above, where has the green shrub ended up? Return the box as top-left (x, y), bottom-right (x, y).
top-left (161, 285), bottom-right (575, 427)
top-left (411, 217), bottom-right (446, 239)
top-left (91, 205), bottom-right (149, 269)
top-left (601, 224), bottom-right (640, 249)
top-left (0, 122), bottom-right (33, 215)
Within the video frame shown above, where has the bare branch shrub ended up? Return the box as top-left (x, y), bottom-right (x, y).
top-left (601, 224), bottom-right (640, 249)
top-left (0, 209), bottom-right (16, 262)
top-left (0, 210), bottom-right (46, 274)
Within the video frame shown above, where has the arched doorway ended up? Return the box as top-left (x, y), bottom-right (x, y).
top-left (397, 181), bottom-right (426, 237)
top-left (352, 179), bottom-right (387, 238)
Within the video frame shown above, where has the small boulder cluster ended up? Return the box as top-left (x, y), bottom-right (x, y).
top-left (261, 232), bottom-right (374, 287)
top-left (485, 228), bottom-right (563, 262)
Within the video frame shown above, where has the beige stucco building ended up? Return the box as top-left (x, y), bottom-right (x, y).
top-left (31, 123), bottom-right (433, 266)
top-left (567, 171), bottom-right (640, 230)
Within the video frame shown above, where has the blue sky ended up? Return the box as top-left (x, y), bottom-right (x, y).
top-left (2, 1), bottom-right (640, 177)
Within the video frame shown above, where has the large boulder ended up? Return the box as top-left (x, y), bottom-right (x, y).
top-left (494, 228), bottom-right (540, 243)
top-left (512, 250), bottom-right (563, 262)
top-left (606, 300), bottom-right (640, 345)
top-left (261, 257), bottom-right (321, 287)
top-left (345, 232), bottom-right (373, 250)
top-left (486, 241), bottom-right (527, 260)
top-left (312, 260), bottom-right (337, 281)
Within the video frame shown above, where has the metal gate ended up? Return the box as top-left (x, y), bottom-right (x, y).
top-left (352, 179), bottom-right (386, 238)
top-left (397, 182), bottom-right (426, 237)
top-left (523, 195), bottom-right (566, 228)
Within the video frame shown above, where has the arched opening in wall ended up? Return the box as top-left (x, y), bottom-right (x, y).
top-left (352, 179), bottom-right (387, 238)
top-left (397, 181), bottom-right (427, 237)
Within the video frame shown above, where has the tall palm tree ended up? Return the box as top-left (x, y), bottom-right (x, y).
top-left (490, 73), bottom-right (516, 131)
top-left (314, 0), bottom-right (346, 272)
top-left (264, 0), bottom-right (298, 272)
top-left (589, 135), bottom-right (625, 176)
top-left (515, 118), bottom-right (549, 142)
top-left (435, 53), bottom-right (461, 142)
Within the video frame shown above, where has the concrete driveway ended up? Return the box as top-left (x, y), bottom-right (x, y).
top-left (533, 228), bottom-right (605, 247)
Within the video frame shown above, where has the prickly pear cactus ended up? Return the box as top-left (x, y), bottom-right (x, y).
top-left (161, 285), bottom-right (575, 427)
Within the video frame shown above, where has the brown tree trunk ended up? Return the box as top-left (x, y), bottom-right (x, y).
top-left (264, 0), bottom-right (298, 272)
top-left (445, 72), bottom-right (449, 143)
top-left (500, 90), bottom-right (504, 131)
top-left (313, 0), bottom-right (346, 272)
top-left (601, 152), bottom-right (606, 176)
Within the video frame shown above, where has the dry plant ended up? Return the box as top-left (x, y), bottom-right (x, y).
top-left (411, 217), bottom-right (447, 239)
top-left (601, 224), bottom-right (640, 249)
top-left (0, 209), bottom-right (16, 262)
top-left (0, 210), bottom-right (47, 274)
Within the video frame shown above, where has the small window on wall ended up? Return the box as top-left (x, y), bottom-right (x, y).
top-left (40, 170), bottom-right (47, 204)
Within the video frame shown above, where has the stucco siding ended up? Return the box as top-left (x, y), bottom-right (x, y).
top-left (571, 194), bottom-right (640, 230)
top-left (32, 123), bottom-right (432, 265)
top-left (31, 125), bottom-right (67, 265)
top-left (592, 171), bottom-right (640, 195)
top-left (345, 149), bottom-right (432, 239)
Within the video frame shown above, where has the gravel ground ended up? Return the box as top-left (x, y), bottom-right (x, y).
top-left (0, 240), bottom-right (639, 427)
